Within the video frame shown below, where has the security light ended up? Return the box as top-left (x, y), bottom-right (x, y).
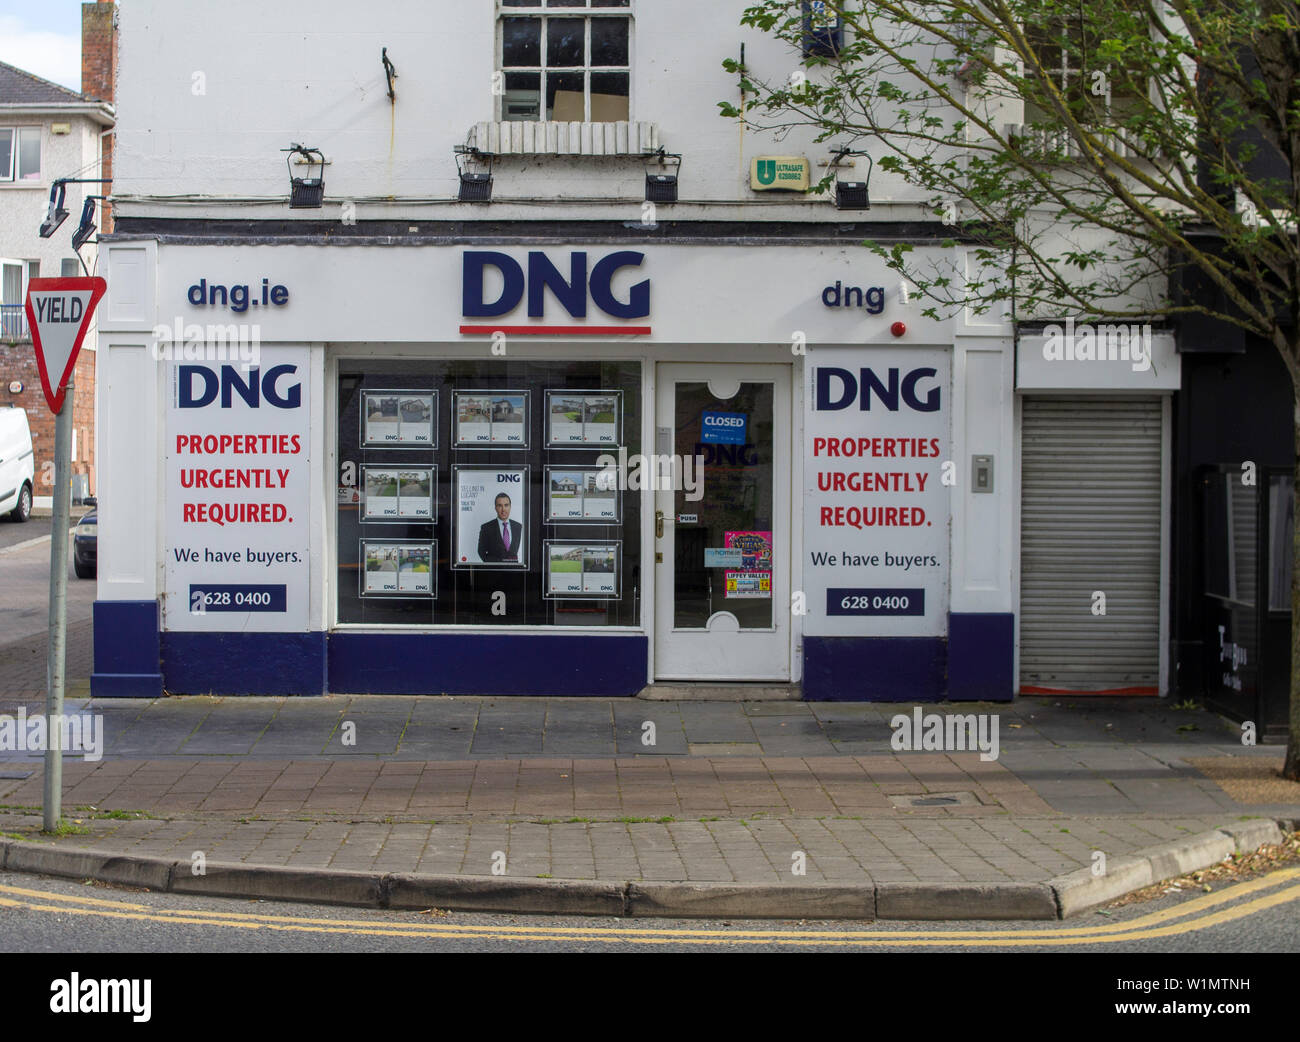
top-left (71, 197), bottom-right (99, 250)
top-left (830, 148), bottom-right (873, 210)
top-left (644, 151), bottom-right (682, 203)
top-left (455, 147), bottom-right (493, 203)
top-left (40, 181), bottom-right (70, 238)
top-left (284, 144), bottom-right (326, 208)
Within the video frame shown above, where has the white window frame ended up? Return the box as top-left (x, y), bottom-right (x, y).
top-left (496, 1), bottom-right (632, 123)
top-left (0, 126), bottom-right (42, 183)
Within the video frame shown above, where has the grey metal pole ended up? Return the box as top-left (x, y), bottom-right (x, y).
top-left (43, 385), bottom-right (72, 832)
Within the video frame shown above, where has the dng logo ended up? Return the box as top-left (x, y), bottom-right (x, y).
top-left (497, 473), bottom-right (522, 483)
top-left (178, 365), bottom-right (301, 409)
top-left (463, 250), bottom-right (649, 319)
top-left (815, 366), bottom-right (940, 412)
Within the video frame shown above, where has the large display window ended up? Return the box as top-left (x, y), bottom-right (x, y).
top-left (336, 358), bottom-right (641, 627)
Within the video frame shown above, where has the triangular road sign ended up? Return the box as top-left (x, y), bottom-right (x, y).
top-left (24, 276), bottom-right (106, 414)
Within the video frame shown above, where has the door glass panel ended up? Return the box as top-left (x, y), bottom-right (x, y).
top-left (673, 381), bottom-right (774, 629)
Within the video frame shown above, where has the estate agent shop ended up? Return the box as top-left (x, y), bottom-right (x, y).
top-left (90, 238), bottom-right (1022, 701)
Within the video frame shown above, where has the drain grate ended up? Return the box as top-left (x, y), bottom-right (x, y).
top-left (888, 791), bottom-right (981, 808)
top-left (0, 771), bottom-right (33, 780)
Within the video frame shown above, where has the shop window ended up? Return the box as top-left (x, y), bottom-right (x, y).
top-left (1022, 16), bottom-right (1145, 156)
top-left (1268, 474), bottom-right (1293, 613)
top-left (336, 358), bottom-right (641, 628)
top-left (499, 0), bottom-right (631, 122)
top-left (0, 127), bottom-right (42, 181)
top-left (1203, 469), bottom-right (1257, 607)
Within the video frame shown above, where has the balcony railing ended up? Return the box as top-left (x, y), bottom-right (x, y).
top-left (0, 305), bottom-right (29, 340)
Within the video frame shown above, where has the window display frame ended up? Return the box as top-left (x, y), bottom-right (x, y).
top-left (543, 464), bottom-right (622, 524)
top-left (360, 389), bottom-right (437, 449)
top-left (361, 464), bottom-right (438, 525)
top-left (544, 388), bottom-right (623, 448)
top-left (452, 389), bottom-right (531, 449)
top-left (543, 539), bottom-right (622, 600)
top-left (358, 539), bottom-right (438, 599)
top-left (452, 464), bottom-right (532, 570)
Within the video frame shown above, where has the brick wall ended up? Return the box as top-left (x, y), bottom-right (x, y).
top-left (82, 1), bottom-right (117, 234)
top-left (0, 344), bottom-right (97, 499)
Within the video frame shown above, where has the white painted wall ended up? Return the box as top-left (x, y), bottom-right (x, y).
top-left (113, 0), bottom-right (932, 221)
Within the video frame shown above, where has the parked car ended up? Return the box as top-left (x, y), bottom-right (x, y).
top-left (0, 406), bottom-right (34, 522)
top-left (73, 511), bottom-right (97, 578)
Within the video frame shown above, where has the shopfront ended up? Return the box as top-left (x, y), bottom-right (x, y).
top-left (91, 237), bottom-right (1016, 700)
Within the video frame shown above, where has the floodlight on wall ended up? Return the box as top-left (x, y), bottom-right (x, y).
top-left (40, 181), bottom-right (69, 238)
top-left (645, 150), bottom-right (682, 203)
top-left (71, 197), bottom-right (101, 250)
top-left (38, 177), bottom-right (110, 238)
top-left (455, 146), bottom-right (494, 202)
top-left (284, 143), bottom-right (326, 208)
top-left (829, 147), bottom-right (873, 210)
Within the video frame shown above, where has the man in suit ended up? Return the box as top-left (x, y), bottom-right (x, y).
top-left (478, 492), bottom-right (523, 562)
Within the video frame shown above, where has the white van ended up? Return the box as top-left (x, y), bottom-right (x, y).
top-left (0, 406), bottom-right (35, 522)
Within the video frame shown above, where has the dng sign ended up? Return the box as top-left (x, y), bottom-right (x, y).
top-left (461, 250), bottom-right (650, 333)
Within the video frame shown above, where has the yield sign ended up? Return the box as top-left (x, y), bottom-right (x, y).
top-left (24, 276), bottom-right (106, 413)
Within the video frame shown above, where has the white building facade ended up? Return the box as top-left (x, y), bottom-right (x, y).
top-left (92, 0), bottom-right (1175, 699)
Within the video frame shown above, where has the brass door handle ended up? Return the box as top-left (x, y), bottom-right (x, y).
top-left (655, 510), bottom-right (664, 538)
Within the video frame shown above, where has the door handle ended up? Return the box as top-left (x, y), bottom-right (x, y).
top-left (655, 510), bottom-right (664, 539)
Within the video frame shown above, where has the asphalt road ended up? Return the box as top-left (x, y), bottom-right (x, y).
top-left (1, 866), bottom-right (1297, 954)
top-left (0, 530), bottom-right (94, 648)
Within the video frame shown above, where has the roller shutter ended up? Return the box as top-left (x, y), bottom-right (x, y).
top-left (1020, 397), bottom-right (1162, 691)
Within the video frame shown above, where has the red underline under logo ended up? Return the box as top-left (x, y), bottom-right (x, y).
top-left (459, 325), bottom-right (652, 336)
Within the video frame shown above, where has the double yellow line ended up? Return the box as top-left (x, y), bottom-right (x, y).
top-left (1, 868), bottom-right (1297, 947)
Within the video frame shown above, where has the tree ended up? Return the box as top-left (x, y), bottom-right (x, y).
top-left (723, 0), bottom-right (1300, 777)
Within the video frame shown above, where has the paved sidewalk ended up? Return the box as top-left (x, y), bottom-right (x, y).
top-left (0, 692), bottom-right (1296, 916)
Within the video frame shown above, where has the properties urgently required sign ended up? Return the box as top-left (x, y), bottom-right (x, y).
top-left (802, 346), bottom-right (950, 637)
top-left (164, 347), bottom-right (311, 631)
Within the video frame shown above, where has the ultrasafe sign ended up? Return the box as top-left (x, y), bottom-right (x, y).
top-left (164, 346), bottom-right (311, 631)
top-left (802, 347), bottom-right (950, 637)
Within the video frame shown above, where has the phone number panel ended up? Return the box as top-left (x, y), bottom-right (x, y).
top-left (189, 584), bottom-right (287, 613)
top-left (826, 588), bottom-right (924, 616)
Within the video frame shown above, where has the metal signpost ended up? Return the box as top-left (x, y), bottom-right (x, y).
top-left (23, 277), bottom-right (106, 831)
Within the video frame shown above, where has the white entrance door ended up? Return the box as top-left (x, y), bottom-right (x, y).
top-left (653, 363), bottom-right (791, 680)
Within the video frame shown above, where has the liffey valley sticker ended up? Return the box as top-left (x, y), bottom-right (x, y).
top-left (164, 348), bottom-right (311, 631)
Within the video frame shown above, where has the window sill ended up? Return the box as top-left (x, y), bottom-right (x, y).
top-left (468, 120), bottom-right (660, 156)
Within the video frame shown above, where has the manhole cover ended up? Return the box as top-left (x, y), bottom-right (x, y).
top-left (888, 791), bottom-right (981, 808)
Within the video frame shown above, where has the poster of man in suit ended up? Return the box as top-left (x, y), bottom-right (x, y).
top-left (454, 466), bottom-right (528, 568)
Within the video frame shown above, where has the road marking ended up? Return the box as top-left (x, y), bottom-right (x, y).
top-left (0, 533), bottom-right (53, 556)
top-left (0, 869), bottom-right (1296, 947)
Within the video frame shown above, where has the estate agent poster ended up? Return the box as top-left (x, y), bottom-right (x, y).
top-left (360, 541), bottom-right (436, 597)
top-left (546, 390), bottom-right (621, 447)
top-left (362, 390), bottom-right (435, 447)
top-left (545, 466), bottom-right (620, 523)
top-left (454, 390), bottom-right (528, 447)
top-left (164, 346), bottom-right (311, 632)
top-left (362, 466), bottom-right (435, 522)
top-left (454, 466), bottom-right (529, 568)
top-left (802, 346), bottom-right (950, 637)
top-left (545, 541), bottom-right (620, 598)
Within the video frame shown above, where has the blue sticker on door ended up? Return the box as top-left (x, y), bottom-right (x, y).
top-left (701, 411), bottom-right (747, 445)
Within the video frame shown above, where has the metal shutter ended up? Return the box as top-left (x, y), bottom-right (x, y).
top-left (1020, 397), bottom-right (1162, 690)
